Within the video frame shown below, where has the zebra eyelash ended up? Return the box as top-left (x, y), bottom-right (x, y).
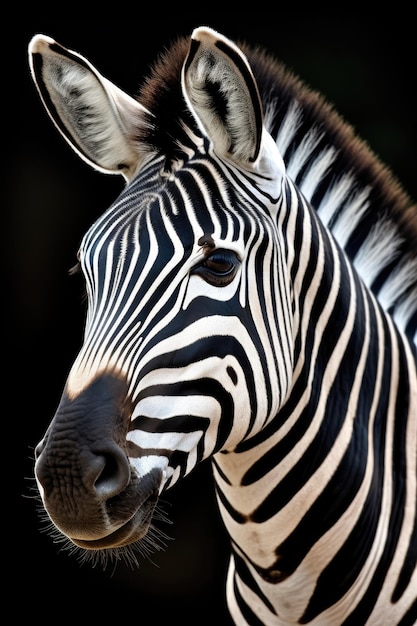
top-left (191, 249), bottom-right (240, 286)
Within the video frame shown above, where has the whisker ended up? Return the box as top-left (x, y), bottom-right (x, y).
top-left (31, 489), bottom-right (173, 572)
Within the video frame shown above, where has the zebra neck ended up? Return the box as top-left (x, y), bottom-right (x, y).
top-left (212, 173), bottom-right (408, 529)
top-left (211, 226), bottom-right (416, 620)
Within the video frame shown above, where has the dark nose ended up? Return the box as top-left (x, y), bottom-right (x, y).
top-left (34, 374), bottom-right (133, 510)
top-left (35, 437), bottom-right (131, 501)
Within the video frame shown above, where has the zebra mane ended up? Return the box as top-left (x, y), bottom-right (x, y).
top-left (136, 34), bottom-right (417, 341)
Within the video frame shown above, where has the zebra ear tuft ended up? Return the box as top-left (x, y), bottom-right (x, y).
top-left (28, 34), bottom-right (152, 181)
top-left (182, 27), bottom-right (263, 164)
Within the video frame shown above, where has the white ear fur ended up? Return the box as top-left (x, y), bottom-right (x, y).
top-left (29, 35), bottom-right (153, 180)
top-left (182, 26), bottom-right (263, 164)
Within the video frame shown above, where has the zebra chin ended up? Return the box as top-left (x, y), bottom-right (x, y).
top-left (68, 495), bottom-right (159, 550)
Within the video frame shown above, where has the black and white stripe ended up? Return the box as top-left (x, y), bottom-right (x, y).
top-left (29, 26), bottom-right (416, 625)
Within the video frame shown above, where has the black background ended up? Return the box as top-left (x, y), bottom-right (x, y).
top-left (8, 15), bottom-right (415, 625)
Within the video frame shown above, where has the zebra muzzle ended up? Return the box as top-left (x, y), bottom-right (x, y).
top-left (34, 374), bottom-right (162, 548)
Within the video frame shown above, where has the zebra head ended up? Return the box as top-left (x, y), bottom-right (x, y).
top-left (29, 27), bottom-right (293, 560)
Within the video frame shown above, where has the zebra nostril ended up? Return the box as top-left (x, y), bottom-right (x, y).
top-left (91, 444), bottom-right (131, 500)
top-left (36, 439), bottom-right (131, 502)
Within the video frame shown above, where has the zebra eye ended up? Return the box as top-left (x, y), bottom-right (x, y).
top-left (192, 249), bottom-right (240, 286)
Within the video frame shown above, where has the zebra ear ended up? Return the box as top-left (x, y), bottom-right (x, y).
top-left (182, 27), bottom-right (263, 164)
top-left (28, 35), bottom-right (152, 180)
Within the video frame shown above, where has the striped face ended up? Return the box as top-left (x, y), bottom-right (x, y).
top-left (34, 146), bottom-right (292, 556)
top-left (66, 152), bottom-right (291, 493)
top-left (30, 26), bottom-right (293, 557)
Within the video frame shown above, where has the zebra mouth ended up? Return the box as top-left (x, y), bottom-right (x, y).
top-left (71, 495), bottom-right (158, 550)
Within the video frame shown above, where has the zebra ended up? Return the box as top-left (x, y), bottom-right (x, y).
top-left (28, 26), bottom-right (416, 625)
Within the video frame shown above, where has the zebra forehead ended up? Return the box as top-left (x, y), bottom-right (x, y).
top-left (80, 161), bottom-right (270, 259)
